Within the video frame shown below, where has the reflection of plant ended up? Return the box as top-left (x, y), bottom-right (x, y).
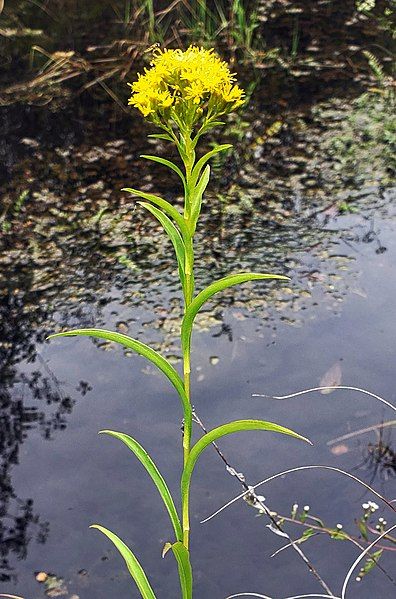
top-left (356, 0), bottom-right (376, 11)
top-left (356, 0), bottom-right (395, 39)
top-left (49, 47), bottom-right (309, 598)
top-left (1, 190), bottom-right (28, 233)
top-left (363, 50), bottom-right (395, 103)
top-left (325, 91), bottom-right (396, 184)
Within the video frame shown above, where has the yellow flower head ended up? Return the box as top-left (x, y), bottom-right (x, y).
top-left (128, 46), bottom-right (245, 128)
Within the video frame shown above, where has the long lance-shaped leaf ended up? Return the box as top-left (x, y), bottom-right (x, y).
top-left (163, 542), bottom-right (193, 599)
top-left (190, 165), bottom-right (210, 232)
top-left (190, 144), bottom-right (232, 188)
top-left (48, 329), bottom-right (189, 415)
top-left (90, 525), bottom-right (157, 599)
top-left (141, 155), bottom-right (187, 191)
top-left (139, 202), bottom-right (186, 294)
top-left (122, 188), bottom-right (190, 241)
top-left (181, 273), bottom-right (289, 354)
top-left (181, 420), bottom-right (311, 500)
top-left (100, 430), bottom-right (183, 542)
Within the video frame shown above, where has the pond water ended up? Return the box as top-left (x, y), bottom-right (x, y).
top-left (1, 92), bottom-right (395, 599)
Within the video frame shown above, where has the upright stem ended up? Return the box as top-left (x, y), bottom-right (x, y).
top-left (180, 129), bottom-right (196, 549)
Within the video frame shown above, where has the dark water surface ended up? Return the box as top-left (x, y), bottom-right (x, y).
top-left (1, 98), bottom-right (395, 598)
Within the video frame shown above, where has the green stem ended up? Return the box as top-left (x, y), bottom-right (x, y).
top-left (179, 128), bottom-right (197, 550)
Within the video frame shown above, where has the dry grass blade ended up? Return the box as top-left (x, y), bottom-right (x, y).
top-left (341, 524), bottom-right (396, 598)
top-left (0, 594), bottom-right (25, 599)
top-left (201, 465), bottom-right (396, 524)
top-left (0, 46), bottom-right (91, 106)
top-left (253, 386), bottom-right (396, 414)
top-left (327, 420), bottom-right (396, 445)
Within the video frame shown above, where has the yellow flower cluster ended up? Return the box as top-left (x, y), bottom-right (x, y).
top-left (128, 46), bottom-right (244, 123)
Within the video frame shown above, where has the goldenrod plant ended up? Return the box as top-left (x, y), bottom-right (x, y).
top-left (49, 46), bottom-right (310, 598)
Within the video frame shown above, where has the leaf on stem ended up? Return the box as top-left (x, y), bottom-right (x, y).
top-left (48, 329), bottom-right (189, 414)
top-left (190, 165), bottom-right (210, 232)
top-left (138, 202), bottom-right (186, 293)
top-left (147, 133), bottom-right (173, 142)
top-left (122, 188), bottom-right (189, 240)
top-left (100, 430), bottom-right (183, 542)
top-left (181, 272), bottom-right (289, 353)
top-left (163, 541), bottom-right (193, 599)
top-left (90, 525), bottom-right (157, 599)
top-left (181, 419), bottom-right (311, 498)
top-left (191, 144), bottom-right (232, 187)
top-left (141, 155), bottom-right (187, 191)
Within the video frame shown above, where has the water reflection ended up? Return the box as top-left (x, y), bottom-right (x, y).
top-left (0, 96), bottom-right (395, 593)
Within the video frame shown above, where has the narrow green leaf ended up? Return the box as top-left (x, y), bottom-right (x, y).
top-left (194, 121), bottom-right (225, 143)
top-left (207, 120), bottom-right (225, 127)
top-left (358, 518), bottom-right (369, 541)
top-left (141, 155), bottom-right (186, 190)
top-left (138, 202), bottom-right (186, 293)
top-left (181, 273), bottom-right (289, 354)
top-left (122, 188), bottom-right (189, 241)
top-left (360, 550), bottom-right (383, 577)
top-left (301, 528), bottom-right (317, 540)
top-left (329, 528), bottom-right (348, 540)
top-left (190, 165), bottom-right (210, 231)
top-left (191, 144), bottom-right (232, 187)
top-left (181, 420), bottom-right (311, 500)
top-left (90, 525), bottom-right (157, 599)
top-left (147, 133), bottom-right (173, 141)
top-left (166, 542), bottom-right (193, 599)
top-left (100, 430), bottom-right (183, 542)
top-left (48, 328), bottom-right (189, 415)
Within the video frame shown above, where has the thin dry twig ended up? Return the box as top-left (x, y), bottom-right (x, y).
top-left (253, 385), bottom-right (396, 414)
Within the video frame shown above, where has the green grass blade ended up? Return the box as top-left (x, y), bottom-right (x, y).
top-left (190, 164), bottom-right (210, 232)
top-left (141, 155), bottom-right (187, 191)
top-left (191, 144), bottom-right (232, 187)
top-left (166, 542), bottom-right (193, 599)
top-left (181, 420), bottom-right (311, 498)
top-left (139, 202), bottom-right (186, 293)
top-left (181, 272), bottom-right (289, 353)
top-left (48, 328), bottom-right (189, 414)
top-left (122, 188), bottom-right (189, 240)
top-left (100, 430), bottom-right (183, 542)
top-left (90, 525), bottom-right (157, 599)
